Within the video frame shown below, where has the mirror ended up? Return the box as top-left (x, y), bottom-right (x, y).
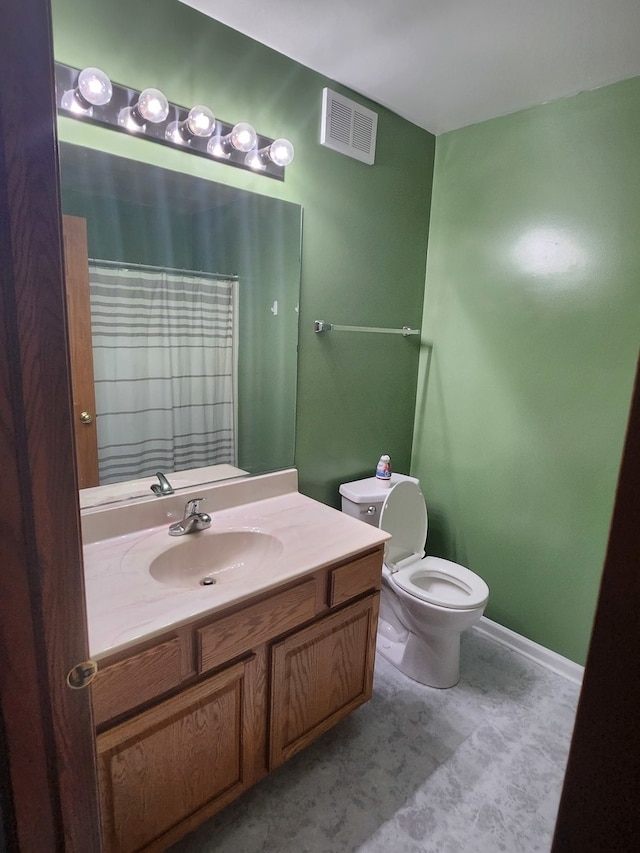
top-left (58, 142), bottom-right (302, 504)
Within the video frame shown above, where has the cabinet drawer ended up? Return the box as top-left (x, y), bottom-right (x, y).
top-left (198, 579), bottom-right (317, 674)
top-left (92, 635), bottom-right (187, 727)
top-left (328, 550), bottom-right (383, 607)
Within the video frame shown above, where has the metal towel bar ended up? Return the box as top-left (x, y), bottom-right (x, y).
top-left (314, 320), bottom-right (420, 336)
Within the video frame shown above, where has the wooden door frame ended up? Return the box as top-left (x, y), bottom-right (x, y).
top-left (0, 0), bottom-right (101, 849)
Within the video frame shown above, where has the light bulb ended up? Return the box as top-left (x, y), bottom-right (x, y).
top-left (206, 134), bottom-right (229, 159)
top-left (247, 137), bottom-right (295, 171)
top-left (77, 67), bottom-right (112, 106)
top-left (118, 88), bottom-right (169, 132)
top-left (209, 123), bottom-right (257, 158)
top-left (118, 106), bottom-right (143, 131)
top-left (167, 105), bottom-right (216, 145)
top-left (60, 66), bottom-right (112, 115)
top-left (245, 149), bottom-right (266, 171)
top-left (165, 121), bottom-right (186, 144)
top-left (61, 88), bottom-right (91, 115)
top-left (228, 122), bottom-right (257, 152)
top-left (268, 138), bottom-right (294, 167)
top-left (185, 105), bottom-right (215, 137)
top-left (137, 88), bottom-right (169, 123)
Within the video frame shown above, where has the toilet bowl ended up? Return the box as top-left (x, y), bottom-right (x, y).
top-left (339, 474), bottom-right (489, 688)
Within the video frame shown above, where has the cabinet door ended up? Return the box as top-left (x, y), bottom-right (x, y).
top-left (269, 593), bottom-right (379, 768)
top-left (97, 657), bottom-right (256, 853)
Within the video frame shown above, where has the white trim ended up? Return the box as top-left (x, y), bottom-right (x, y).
top-left (473, 617), bottom-right (584, 686)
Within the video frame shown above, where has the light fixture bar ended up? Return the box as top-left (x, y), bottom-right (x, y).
top-left (54, 63), bottom-right (288, 181)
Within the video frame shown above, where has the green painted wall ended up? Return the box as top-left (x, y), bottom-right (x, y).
top-left (412, 78), bottom-right (640, 664)
top-left (52, 0), bottom-right (435, 506)
top-left (61, 187), bottom-right (195, 269)
top-left (194, 193), bottom-right (302, 473)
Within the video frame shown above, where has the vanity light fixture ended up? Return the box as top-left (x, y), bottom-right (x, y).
top-left (60, 66), bottom-right (113, 115)
top-left (55, 62), bottom-right (291, 181)
top-left (118, 87), bottom-right (170, 131)
top-left (166, 104), bottom-right (216, 144)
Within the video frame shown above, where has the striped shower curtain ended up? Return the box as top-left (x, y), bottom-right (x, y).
top-left (89, 263), bottom-right (238, 484)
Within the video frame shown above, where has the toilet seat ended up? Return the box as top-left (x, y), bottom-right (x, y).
top-left (392, 557), bottom-right (489, 610)
top-left (379, 481), bottom-right (489, 610)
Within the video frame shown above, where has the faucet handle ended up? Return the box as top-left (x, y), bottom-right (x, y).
top-left (185, 497), bottom-right (205, 516)
top-left (168, 497), bottom-right (211, 535)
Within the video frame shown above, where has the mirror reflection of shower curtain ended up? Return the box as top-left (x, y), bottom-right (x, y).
top-left (88, 263), bottom-right (238, 484)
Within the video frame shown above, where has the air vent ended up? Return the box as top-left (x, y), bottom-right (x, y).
top-left (320, 88), bottom-right (378, 165)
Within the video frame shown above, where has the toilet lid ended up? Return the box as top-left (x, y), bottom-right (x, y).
top-left (379, 480), bottom-right (428, 567)
top-left (392, 556), bottom-right (490, 610)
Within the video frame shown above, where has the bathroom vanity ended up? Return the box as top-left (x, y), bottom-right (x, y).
top-left (81, 469), bottom-right (389, 852)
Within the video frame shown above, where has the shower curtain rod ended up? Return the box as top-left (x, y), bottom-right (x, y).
top-left (89, 257), bottom-right (239, 281)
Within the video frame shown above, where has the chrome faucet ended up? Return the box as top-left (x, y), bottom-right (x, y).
top-left (168, 498), bottom-right (212, 536)
top-left (151, 471), bottom-right (175, 496)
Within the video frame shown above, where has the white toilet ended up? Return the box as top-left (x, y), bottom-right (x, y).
top-left (340, 474), bottom-right (489, 688)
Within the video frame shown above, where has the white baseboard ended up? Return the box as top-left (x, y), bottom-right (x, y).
top-left (473, 617), bottom-right (584, 686)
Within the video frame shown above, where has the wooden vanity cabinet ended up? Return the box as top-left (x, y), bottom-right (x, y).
top-left (92, 546), bottom-right (383, 853)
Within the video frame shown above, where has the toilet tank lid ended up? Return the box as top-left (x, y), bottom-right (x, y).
top-left (339, 473), bottom-right (419, 504)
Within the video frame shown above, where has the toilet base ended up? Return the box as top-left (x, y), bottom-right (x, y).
top-left (376, 616), bottom-right (461, 689)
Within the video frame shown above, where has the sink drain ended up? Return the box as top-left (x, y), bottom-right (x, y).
top-left (200, 577), bottom-right (217, 586)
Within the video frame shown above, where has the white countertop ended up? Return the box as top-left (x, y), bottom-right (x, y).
top-left (83, 470), bottom-right (389, 659)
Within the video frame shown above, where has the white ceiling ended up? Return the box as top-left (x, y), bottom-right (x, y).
top-left (179, 0), bottom-right (640, 135)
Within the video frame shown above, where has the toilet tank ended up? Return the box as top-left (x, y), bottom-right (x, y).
top-left (339, 473), bottom-right (419, 528)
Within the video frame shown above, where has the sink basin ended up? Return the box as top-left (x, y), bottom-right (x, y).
top-left (149, 530), bottom-right (284, 589)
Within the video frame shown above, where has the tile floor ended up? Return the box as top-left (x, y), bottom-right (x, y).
top-left (170, 628), bottom-right (580, 853)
